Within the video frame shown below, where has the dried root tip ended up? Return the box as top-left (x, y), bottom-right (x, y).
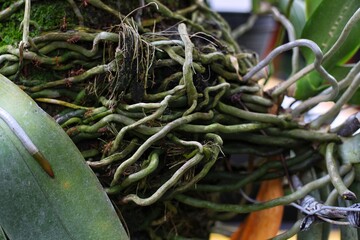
top-left (326, 143), bottom-right (353, 201)
top-left (342, 190), bottom-right (357, 200)
top-left (32, 151), bottom-right (55, 178)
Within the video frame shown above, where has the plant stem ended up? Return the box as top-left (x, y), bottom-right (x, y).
top-left (110, 111), bottom-right (214, 185)
top-left (119, 152), bottom-right (204, 205)
top-left (311, 72), bottom-right (360, 129)
top-left (325, 142), bottom-right (356, 200)
top-left (174, 165), bottom-right (352, 213)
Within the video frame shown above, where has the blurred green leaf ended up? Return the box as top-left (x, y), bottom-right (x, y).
top-left (305, 0), bottom-right (322, 19)
top-left (252, 0), bottom-right (262, 13)
top-left (294, 71), bottom-right (327, 100)
top-left (295, 0), bottom-right (360, 103)
top-left (0, 75), bottom-right (128, 240)
top-left (294, 64), bottom-right (360, 104)
top-left (338, 133), bottom-right (360, 165)
top-left (348, 89), bottom-right (360, 105)
top-left (301, 0), bottom-right (360, 66)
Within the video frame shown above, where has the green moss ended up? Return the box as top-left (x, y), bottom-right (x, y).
top-left (0, 0), bottom-right (13, 10)
top-left (0, 8), bottom-right (23, 47)
top-left (30, 1), bottom-right (76, 35)
top-left (0, 0), bottom-right (77, 47)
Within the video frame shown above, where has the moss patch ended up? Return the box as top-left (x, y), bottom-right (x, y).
top-left (30, 1), bottom-right (76, 34)
top-left (0, 0), bottom-right (77, 47)
top-left (0, 8), bottom-right (23, 46)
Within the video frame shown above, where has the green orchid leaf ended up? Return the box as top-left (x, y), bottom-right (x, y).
top-left (301, 0), bottom-right (360, 67)
top-left (338, 133), bottom-right (360, 165)
top-left (294, 71), bottom-right (327, 100)
top-left (347, 88), bottom-right (360, 105)
top-left (293, 64), bottom-right (360, 105)
top-left (0, 74), bottom-right (128, 240)
top-left (305, 0), bottom-right (322, 19)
